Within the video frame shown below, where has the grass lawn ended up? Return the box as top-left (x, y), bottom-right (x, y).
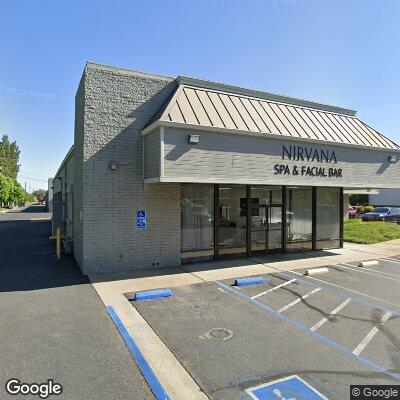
top-left (344, 218), bottom-right (400, 244)
top-left (0, 207), bottom-right (8, 213)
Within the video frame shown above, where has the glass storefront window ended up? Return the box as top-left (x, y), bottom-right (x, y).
top-left (181, 183), bottom-right (342, 263)
top-left (316, 187), bottom-right (340, 249)
top-left (181, 184), bottom-right (214, 258)
top-left (219, 185), bottom-right (247, 255)
top-left (286, 187), bottom-right (312, 251)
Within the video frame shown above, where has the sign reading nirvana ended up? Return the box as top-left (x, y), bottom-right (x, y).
top-left (274, 145), bottom-right (343, 178)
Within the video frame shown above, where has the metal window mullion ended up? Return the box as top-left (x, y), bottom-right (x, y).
top-left (214, 184), bottom-right (219, 259)
top-left (340, 187), bottom-right (344, 248)
top-left (246, 185), bottom-right (251, 257)
top-left (312, 187), bottom-right (317, 250)
top-left (282, 186), bottom-right (287, 253)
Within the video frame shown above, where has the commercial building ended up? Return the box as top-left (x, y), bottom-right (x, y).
top-left (46, 178), bottom-right (53, 213)
top-left (369, 189), bottom-right (400, 207)
top-left (53, 62), bottom-right (400, 274)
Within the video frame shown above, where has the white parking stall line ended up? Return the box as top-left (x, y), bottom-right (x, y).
top-left (352, 311), bottom-right (392, 356)
top-left (310, 298), bottom-right (352, 332)
top-left (337, 264), bottom-right (400, 282)
top-left (289, 270), bottom-right (400, 308)
top-left (251, 278), bottom-right (296, 299)
top-left (341, 262), bottom-right (400, 278)
top-left (277, 288), bottom-right (321, 314)
top-left (381, 258), bottom-right (400, 265)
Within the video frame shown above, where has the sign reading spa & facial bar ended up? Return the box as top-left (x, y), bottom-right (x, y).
top-left (274, 145), bottom-right (343, 178)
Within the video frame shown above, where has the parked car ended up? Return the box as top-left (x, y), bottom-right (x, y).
top-left (386, 208), bottom-right (400, 224)
top-left (362, 207), bottom-right (400, 222)
top-left (348, 207), bottom-right (357, 219)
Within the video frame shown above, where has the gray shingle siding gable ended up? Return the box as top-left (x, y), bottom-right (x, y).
top-left (161, 126), bottom-right (400, 188)
top-left (77, 63), bottom-right (181, 274)
top-left (144, 129), bottom-right (161, 179)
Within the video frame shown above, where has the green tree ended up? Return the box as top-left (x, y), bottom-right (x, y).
top-left (349, 194), bottom-right (368, 206)
top-left (33, 189), bottom-right (46, 202)
top-left (0, 175), bottom-right (29, 206)
top-left (9, 180), bottom-right (26, 204)
top-left (0, 135), bottom-right (20, 179)
top-left (0, 175), bottom-right (11, 206)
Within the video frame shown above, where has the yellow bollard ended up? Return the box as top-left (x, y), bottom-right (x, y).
top-left (49, 228), bottom-right (64, 260)
top-left (56, 227), bottom-right (61, 260)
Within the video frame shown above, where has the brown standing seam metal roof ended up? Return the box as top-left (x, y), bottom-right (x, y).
top-left (155, 85), bottom-right (399, 150)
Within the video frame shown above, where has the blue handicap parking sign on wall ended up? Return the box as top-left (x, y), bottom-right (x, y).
top-left (246, 375), bottom-right (328, 400)
top-left (136, 210), bottom-right (146, 229)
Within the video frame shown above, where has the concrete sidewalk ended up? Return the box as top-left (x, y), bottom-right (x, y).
top-left (90, 240), bottom-right (400, 400)
top-left (90, 240), bottom-right (400, 295)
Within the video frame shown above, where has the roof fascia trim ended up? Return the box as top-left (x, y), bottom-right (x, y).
top-left (153, 120), bottom-right (400, 154)
top-left (159, 84), bottom-right (185, 121)
top-left (356, 118), bottom-right (400, 149)
top-left (142, 121), bottom-right (161, 136)
top-left (85, 62), bottom-right (174, 82)
top-left (54, 145), bottom-right (74, 179)
top-left (155, 176), bottom-right (400, 189)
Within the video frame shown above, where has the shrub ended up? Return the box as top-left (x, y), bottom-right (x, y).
top-left (356, 205), bottom-right (365, 214)
top-left (364, 205), bottom-right (374, 213)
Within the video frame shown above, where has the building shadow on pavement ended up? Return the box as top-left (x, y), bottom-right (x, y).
top-left (9, 205), bottom-right (47, 213)
top-left (0, 206), bottom-right (89, 292)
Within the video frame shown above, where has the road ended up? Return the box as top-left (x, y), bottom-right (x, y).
top-left (0, 205), bottom-right (154, 400)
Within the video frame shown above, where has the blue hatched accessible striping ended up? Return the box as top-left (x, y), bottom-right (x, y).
top-left (247, 375), bottom-right (328, 400)
top-left (216, 281), bottom-right (400, 382)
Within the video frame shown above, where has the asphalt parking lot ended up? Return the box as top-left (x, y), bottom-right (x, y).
top-left (0, 206), bottom-right (155, 400)
top-left (132, 256), bottom-right (400, 400)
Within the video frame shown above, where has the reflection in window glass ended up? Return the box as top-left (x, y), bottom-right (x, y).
top-left (286, 187), bottom-right (312, 250)
top-left (316, 187), bottom-right (340, 249)
top-left (181, 184), bottom-right (214, 253)
top-left (271, 187), bottom-right (283, 205)
top-left (250, 186), bottom-right (282, 252)
top-left (268, 206), bottom-right (282, 250)
top-left (219, 185), bottom-right (246, 255)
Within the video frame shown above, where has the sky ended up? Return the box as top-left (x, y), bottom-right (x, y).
top-left (1, 0), bottom-right (399, 191)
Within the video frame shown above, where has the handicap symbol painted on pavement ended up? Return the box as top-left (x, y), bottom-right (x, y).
top-left (246, 375), bottom-right (328, 400)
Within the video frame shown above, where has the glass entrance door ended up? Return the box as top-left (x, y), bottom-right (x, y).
top-left (251, 205), bottom-right (283, 253)
top-left (267, 206), bottom-right (283, 251)
top-left (250, 186), bottom-right (283, 254)
top-left (251, 203), bottom-right (267, 252)
top-left (218, 185), bottom-right (247, 256)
